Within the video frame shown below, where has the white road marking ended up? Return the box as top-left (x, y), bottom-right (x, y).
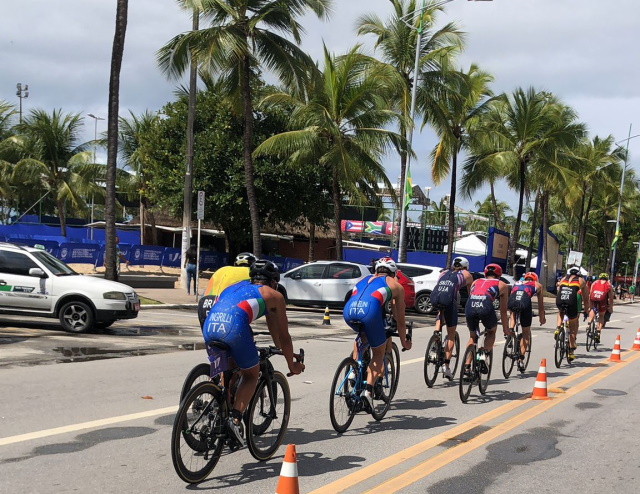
top-left (0, 406), bottom-right (178, 447)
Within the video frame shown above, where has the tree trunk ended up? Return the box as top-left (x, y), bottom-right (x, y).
top-left (57, 197), bottom-right (67, 237)
top-left (445, 148), bottom-right (458, 268)
top-left (308, 223), bottom-right (316, 262)
top-left (489, 180), bottom-right (504, 230)
top-left (148, 206), bottom-right (158, 245)
top-left (181, 8), bottom-right (199, 288)
top-left (139, 197), bottom-right (145, 245)
top-left (105, 0), bottom-right (128, 281)
top-left (508, 159), bottom-right (526, 276)
top-left (526, 192), bottom-right (539, 272)
top-left (398, 119), bottom-right (408, 262)
top-left (241, 53), bottom-right (262, 257)
top-left (541, 191), bottom-right (549, 290)
top-left (332, 165), bottom-right (343, 261)
top-left (577, 189), bottom-right (593, 252)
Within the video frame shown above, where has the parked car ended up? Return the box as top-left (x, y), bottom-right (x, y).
top-left (367, 261), bottom-right (416, 310)
top-left (396, 263), bottom-right (443, 315)
top-left (0, 242), bottom-right (140, 333)
top-left (277, 260), bottom-right (371, 308)
top-left (459, 271), bottom-right (515, 310)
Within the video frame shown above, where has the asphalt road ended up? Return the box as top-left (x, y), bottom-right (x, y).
top-left (1, 304), bottom-right (639, 493)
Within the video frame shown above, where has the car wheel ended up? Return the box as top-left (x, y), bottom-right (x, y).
top-left (415, 292), bottom-right (434, 315)
top-left (59, 301), bottom-right (94, 333)
top-left (277, 285), bottom-right (288, 304)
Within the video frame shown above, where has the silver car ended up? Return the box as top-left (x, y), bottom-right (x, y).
top-left (277, 260), bottom-right (371, 308)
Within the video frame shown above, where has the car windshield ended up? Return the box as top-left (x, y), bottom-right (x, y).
top-left (32, 251), bottom-right (78, 276)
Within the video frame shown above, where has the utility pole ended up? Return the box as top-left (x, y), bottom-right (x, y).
top-left (16, 83), bottom-right (29, 124)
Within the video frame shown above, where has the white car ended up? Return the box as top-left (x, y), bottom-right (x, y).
top-left (396, 263), bottom-right (443, 314)
top-left (278, 260), bottom-right (370, 308)
top-left (0, 242), bottom-right (140, 333)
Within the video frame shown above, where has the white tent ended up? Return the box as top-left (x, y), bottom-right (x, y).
top-left (443, 233), bottom-right (528, 259)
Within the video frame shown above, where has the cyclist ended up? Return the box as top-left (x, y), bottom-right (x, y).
top-left (464, 263), bottom-right (509, 362)
top-left (508, 271), bottom-right (546, 370)
top-left (587, 272), bottom-right (614, 343)
top-left (198, 252), bottom-right (256, 327)
top-left (201, 259), bottom-right (304, 446)
top-left (429, 256), bottom-right (473, 380)
top-left (343, 257), bottom-right (411, 410)
top-left (555, 265), bottom-right (589, 362)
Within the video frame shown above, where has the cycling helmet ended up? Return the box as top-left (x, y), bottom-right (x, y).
top-left (452, 256), bottom-right (470, 269)
top-left (484, 263), bottom-right (503, 278)
top-left (567, 266), bottom-right (581, 276)
top-left (599, 272), bottom-right (609, 280)
top-left (249, 259), bottom-right (280, 282)
top-left (375, 257), bottom-right (398, 275)
top-left (524, 272), bottom-right (538, 282)
top-left (235, 252), bottom-right (257, 267)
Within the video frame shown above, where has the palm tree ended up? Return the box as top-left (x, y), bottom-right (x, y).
top-left (356, 0), bottom-right (464, 258)
top-left (469, 88), bottom-right (585, 275)
top-left (118, 110), bottom-right (160, 245)
top-left (10, 109), bottom-right (104, 236)
top-left (422, 64), bottom-right (495, 267)
top-left (104, 0), bottom-right (129, 281)
top-left (254, 46), bottom-right (401, 260)
top-left (157, 0), bottom-right (332, 256)
top-left (0, 101), bottom-right (16, 140)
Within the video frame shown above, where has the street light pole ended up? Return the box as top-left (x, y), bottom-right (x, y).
top-left (610, 125), bottom-right (639, 281)
top-left (397, 0), bottom-right (492, 262)
top-left (87, 114), bottom-right (105, 241)
top-left (633, 241), bottom-right (640, 293)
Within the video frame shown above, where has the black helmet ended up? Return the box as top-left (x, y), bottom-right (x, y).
top-left (235, 252), bottom-right (257, 267)
top-left (249, 259), bottom-right (280, 283)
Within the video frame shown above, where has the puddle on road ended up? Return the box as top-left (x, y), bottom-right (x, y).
top-left (51, 346), bottom-right (163, 363)
top-left (592, 388), bottom-right (627, 397)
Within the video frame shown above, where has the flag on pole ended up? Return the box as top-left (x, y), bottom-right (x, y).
top-left (611, 229), bottom-right (621, 249)
top-left (404, 168), bottom-right (412, 210)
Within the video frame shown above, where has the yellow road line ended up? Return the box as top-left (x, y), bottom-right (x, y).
top-left (0, 406), bottom-right (178, 447)
top-left (309, 353), bottom-right (613, 494)
top-left (365, 350), bottom-right (640, 493)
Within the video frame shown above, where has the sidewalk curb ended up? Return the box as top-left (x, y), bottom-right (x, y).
top-left (140, 303), bottom-right (198, 310)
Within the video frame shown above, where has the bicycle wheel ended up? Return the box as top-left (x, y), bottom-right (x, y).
top-left (179, 363), bottom-right (212, 404)
top-left (329, 357), bottom-right (358, 433)
top-left (370, 352), bottom-right (395, 421)
top-left (502, 335), bottom-right (515, 379)
top-left (519, 333), bottom-right (532, 372)
top-left (449, 332), bottom-right (461, 378)
top-left (423, 333), bottom-right (442, 388)
top-left (459, 345), bottom-right (475, 403)
top-left (554, 329), bottom-right (565, 368)
top-left (478, 350), bottom-right (493, 395)
top-left (390, 341), bottom-right (401, 398)
top-left (246, 371), bottom-right (291, 461)
top-left (585, 321), bottom-right (594, 352)
top-left (171, 382), bottom-right (224, 484)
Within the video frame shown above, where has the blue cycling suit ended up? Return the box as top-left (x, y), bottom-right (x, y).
top-left (202, 280), bottom-right (266, 370)
top-left (343, 275), bottom-right (392, 348)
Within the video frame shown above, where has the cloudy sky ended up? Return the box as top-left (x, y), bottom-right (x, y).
top-left (2, 0), bottom-right (639, 214)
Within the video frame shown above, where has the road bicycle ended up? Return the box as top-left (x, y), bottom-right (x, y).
top-left (459, 328), bottom-right (493, 403)
top-left (554, 309), bottom-right (572, 368)
top-left (384, 315), bottom-right (413, 398)
top-left (171, 339), bottom-right (304, 483)
top-left (585, 308), bottom-right (600, 352)
top-left (424, 306), bottom-right (460, 387)
top-left (329, 323), bottom-right (400, 433)
top-left (501, 310), bottom-right (532, 378)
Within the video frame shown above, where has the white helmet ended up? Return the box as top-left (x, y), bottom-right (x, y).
top-left (375, 257), bottom-right (398, 274)
top-left (568, 266), bottom-right (581, 275)
top-left (452, 256), bottom-right (469, 269)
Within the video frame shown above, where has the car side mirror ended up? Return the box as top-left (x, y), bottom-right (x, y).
top-left (29, 268), bottom-right (47, 278)
top-left (291, 272), bottom-right (302, 280)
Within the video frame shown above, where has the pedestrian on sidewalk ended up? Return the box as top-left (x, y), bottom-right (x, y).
top-left (184, 244), bottom-right (198, 295)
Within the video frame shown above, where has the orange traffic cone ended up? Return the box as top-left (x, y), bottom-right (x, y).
top-left (275, 444), bottom-right (299, 494)
top-left (608, 334), bottom-right (623, 362)
top-left (632, 330), bottom-right (640, 351)
top-left (531, 358), bottom-right (551, 400)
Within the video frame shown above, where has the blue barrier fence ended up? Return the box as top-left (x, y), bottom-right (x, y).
top-left (2, 236), bottom-right (303, 272)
